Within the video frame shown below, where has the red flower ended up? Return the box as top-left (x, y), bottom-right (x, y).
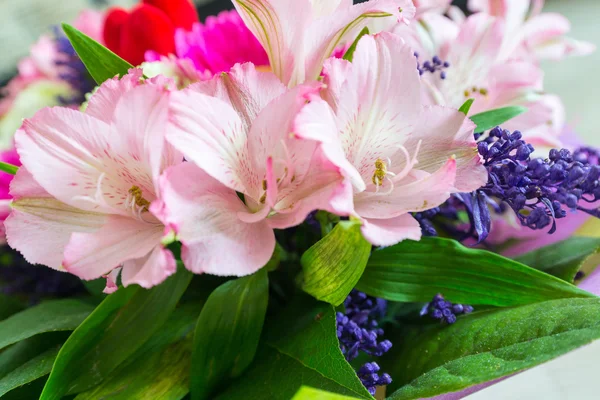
top-left (103, 0), bottom-right (198, 66)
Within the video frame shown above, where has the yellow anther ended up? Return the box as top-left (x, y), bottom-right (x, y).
top-left (262, 179), bottom-right (267, 190)
top-left (372, 158), bottom-right (388, 186)
top-left (128, 186), bottom-right (150, 211)
top-left (479, 88), bottom-right (488, 95)
top-left (464, 90), bottom-right (470, 97)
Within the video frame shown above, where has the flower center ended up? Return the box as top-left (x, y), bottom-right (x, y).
top-left (128, 186), bottom-right (150, 211)
top-left (372, 158), bottom-right (389, 187)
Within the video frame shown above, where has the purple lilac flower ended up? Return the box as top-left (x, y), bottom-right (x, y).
top-left (336, 290), bottom-right (393, 393)
top-left (416, 128), bottom-right (600, 242)
top-left (414, 52), bottom-right (450, 79)
top-left (420, 293), bottom-right (474, 324)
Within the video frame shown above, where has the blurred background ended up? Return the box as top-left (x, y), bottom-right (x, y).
top-left (0, 1), bottom-right (599, 398)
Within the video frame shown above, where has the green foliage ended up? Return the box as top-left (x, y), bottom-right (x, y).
top-left (61, 24), bottom-right (133, 85)
top-left (470, 106), bottom-right (527, 133)
top-left (343, 27), bottom-right (370, 62)
top-left (515, 237), bottom-right (600, 282)
top-left (356, 237), bottom-right (594, 306)
top-left (0, 294), bottom-right (25, 321)
top-left (40, 269), bottom-right (192, 400)
top-left (301, 221), bottom-right (371, 306)
top-left (215, 295), bottom-right (373, 399)
top-left (0, 162), bottom-right (18, 175)
top-left (0, 346), bottom-right (59, 397)
top-left (191, 269), bottom-right (269, 400)
top-left (292, 386), bottom-right (361, 399)
top-left (383, 298), bottom-right (600, 399)
top-left (458, 99), bottom-right (474, 115)
top-left (0, 299), bottom-right (94, 351)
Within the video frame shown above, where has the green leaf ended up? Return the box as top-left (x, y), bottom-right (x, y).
top-left (0, 162), bottom-right (18, 175)
top-left (0, 294), bottom-right (25, 321)
top-left (292, 386), bottom-right (361, 400)
top-left (61, 23), bottom-right (133, 85)
top-left (0, 333), bottom-right (68, 379)
top-left (383, 297), bottom-right (600, 399)
top-left (74, 305), bottom-right (199, 400)
top-left (0, 299), bottom-right (94, 351)
top-left (40, 268), bottom-right (192, 400)
top-left (191, 269), bottom-right (269, 400)
top-left (0, 346), bottom-right (59, 397)
top-left (74, 339), bottom-right (191, 400)
top-left (458, 99), bottom-right (474, 115)
top-left (215, 296), bottom-right (373, 400)
top-left (470, 106), bottom-right (527, 133)
top-left (356, 237), bottom-right (594, 306)
top-left (343, 27), bottom-right (370, 62)
top-left (301, 221), bottom-right (371, 306)
top-left (515, 237), bottom-right (600, 282)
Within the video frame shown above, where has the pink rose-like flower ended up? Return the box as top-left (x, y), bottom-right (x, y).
top-left (157, 63), bottom-right (351, 276)
top-left (232, 0), bottom-right (416, 87)
top-left (293, 33), bottom-right (487, 246)
top-left (6, 70), bottom-right (182, 291)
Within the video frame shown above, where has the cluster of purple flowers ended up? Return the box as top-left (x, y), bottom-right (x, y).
top-left (414, 52), bottom-right (450, 79)
top-left (415, 127), bottom-right (600, 242)
top-left (53, 28), bottom-right (96, 106)
top-left (420, 293), bottom-right (474, 324)
top-left (336, 290), bottom-right (392, 394)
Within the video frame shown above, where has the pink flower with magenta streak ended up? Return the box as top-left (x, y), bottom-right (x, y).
top-left (156, 63), bottom-right (351, 276)
top-left (294, 32), bottom-right (487, 246)
top-left (5, 70), bottom-right (182, 291)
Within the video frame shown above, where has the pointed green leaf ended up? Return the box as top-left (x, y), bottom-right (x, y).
top-left (40, 268), bottom-right (192, 400)
top-left (343, 27), bottom-right (370, 62)
top-left (383, 298), bottom-right (600, 399)
top-left (356, 237), bottom-right (594, 306)
top-left (0, 299), bottom-right (94, 351)
top-left (0, 346), bottom-right (59, 397)
top-left (458, 99), bottom-right (474, 115)
top-left (61, 23), bottom-right (133, 85)
top-left (216, 296), bottom-right (373, 400)
top-left (301, 221), bottom-right (371, 306)
top-left (191, 269), bottom-right (269, 400)
top-left (0, 162), bottom-right (18, 175)
top-left (515, 237), bottom-right (600, 282)
top-left (292, 386), bottom-right (361, 400)
top-left (470, 106), bottom-right (527, 133)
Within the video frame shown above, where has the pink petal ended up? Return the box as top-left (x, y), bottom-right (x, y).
top-left (85, 69), bottom-right (144, 123)
top-left (121, 246), bottom-right (177, 289)
top-left (355, 157), bottom-right (458, 219)
top-left (156, 162), bottom-right (275, 277)
top-left (406, 105), bottom-right (487, 193)
top-left (5, 167), bottom-right (105, 269)
top-left (361, 213), bottom-right (422, 247)
top-left (63, 216), bottom-right (165, 280)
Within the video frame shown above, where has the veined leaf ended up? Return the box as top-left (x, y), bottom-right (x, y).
top-left (215, 295), bottom-right (373, 399)
top-left (356, 237), bottom-right (594, 306)
top-left (292, 386), bottom-right (361, 400)
top-left (0, 346), bottom-right (59, 397)
top-left (301, 221), bottom-right (371, 306)
top-left (191, 269), bottom-right (269, 400)
top-left (470, 106), bottom-right (527, 133)
top-left (458, 99), bottom-right (474, 115)
top-left (40, 268), bottom-right (192, 400)
top-left (0, 299), bottom-right (94, 351)
top-left (383, 298), bottom-right (600, 399)
top-left (61, 23), bottom-right (133, 85)
top-left (515, 237), bottom-right (600, 282)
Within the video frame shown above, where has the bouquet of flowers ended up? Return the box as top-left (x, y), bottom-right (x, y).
top-left (0, 0), bottom-right (598, 399)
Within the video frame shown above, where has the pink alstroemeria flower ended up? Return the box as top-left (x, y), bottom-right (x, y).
top-left (5, 70), bottom-right (182, 291)
top-left (468, 0), bottom-right (595, 61)
top-left (294, 33), bottom-right (487, 246)
top-left (157, 63), bottom-right (350, 276)
top-left (414, 0), bottom-right (452, 17)
top-left (232, 0), bottom-right (416, 87)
